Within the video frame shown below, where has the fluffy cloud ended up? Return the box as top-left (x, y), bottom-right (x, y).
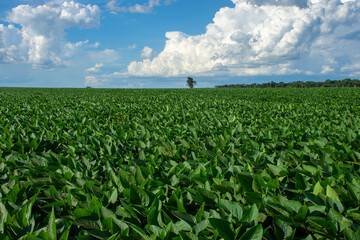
top-left (321, 65), bottom-right (335, 74)
top-left (128, 0), bottom-right (360, 77)
top-left (84, 75), bottom-right (107, 86)
top-left (106, 0), bottom-right (177, 13)
top-left (245, 0), bottom-right (309, 8)
top-left (141, 46), bottom-right (156, 59)
top-left (341, 62), bottom-right (360, 76)
top-left (0, 1), bottom-right (100, 68)
top-left (341, 62), bottom-right (360, 72)
top-left (106, 0), bottom-right (160, 13)
top-left (0, 24), bottom-right (23, 63)
top-left (86, 63), bottom-right (103, 73)
top-left (85, 67), bottom-right (128, 87)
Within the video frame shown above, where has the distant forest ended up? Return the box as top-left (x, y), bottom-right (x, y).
top-left (215, 78), bottom-right (360, 88)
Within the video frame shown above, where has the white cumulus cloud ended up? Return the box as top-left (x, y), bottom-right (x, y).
top-left (86, 63), bottom-right (104, 73)
top-left (85, 75), bottom-right (104, 86)
top-left (0, 24), bottom-right (23, 63)
top-left (85, 64), bottom-right (128, 87)
top-left (128, 0), bottom-right (360, 77)
top-left (141, 46), bottom-right (156, 59)
top-left (0, 1), bottom-right (100, 68)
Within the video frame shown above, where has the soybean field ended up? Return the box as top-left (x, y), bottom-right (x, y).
top-left (0, 87), bottom-right (360, 240)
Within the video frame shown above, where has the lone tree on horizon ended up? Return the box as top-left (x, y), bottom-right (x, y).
top-left (186, 77), bottom-right (197, 88)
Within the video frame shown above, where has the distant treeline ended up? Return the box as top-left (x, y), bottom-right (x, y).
top-left (215, 78), bottom-right (360, 88)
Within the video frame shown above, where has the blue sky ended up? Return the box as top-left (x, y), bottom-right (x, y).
top-left (0, 0), bottom-right (359, 88)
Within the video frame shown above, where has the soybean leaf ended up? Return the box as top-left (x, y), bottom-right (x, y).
top-left (239, 224), bottom-right (263, 240)
top-left (218, 199), bottom-right (243, 220)
top-left (209, 218), bottom-right (235, 240)
top-left (242, 204), bottom-right (259, 225)
top-left (46, 208), bottom-right (56, 240)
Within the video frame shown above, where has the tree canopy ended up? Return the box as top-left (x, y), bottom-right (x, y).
top-left (186, 77), bottom-right (197, 88)
top-left (215, 78), bottom-right (360, 88)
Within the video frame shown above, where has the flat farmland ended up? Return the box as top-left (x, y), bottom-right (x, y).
top-left (0, 88), bottom-right (359, 239)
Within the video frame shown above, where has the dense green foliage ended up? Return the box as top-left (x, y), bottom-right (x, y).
top-left (0, 87), bottom-right (360, 240)
top-left (215, 78), bottom-right (360, 89)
